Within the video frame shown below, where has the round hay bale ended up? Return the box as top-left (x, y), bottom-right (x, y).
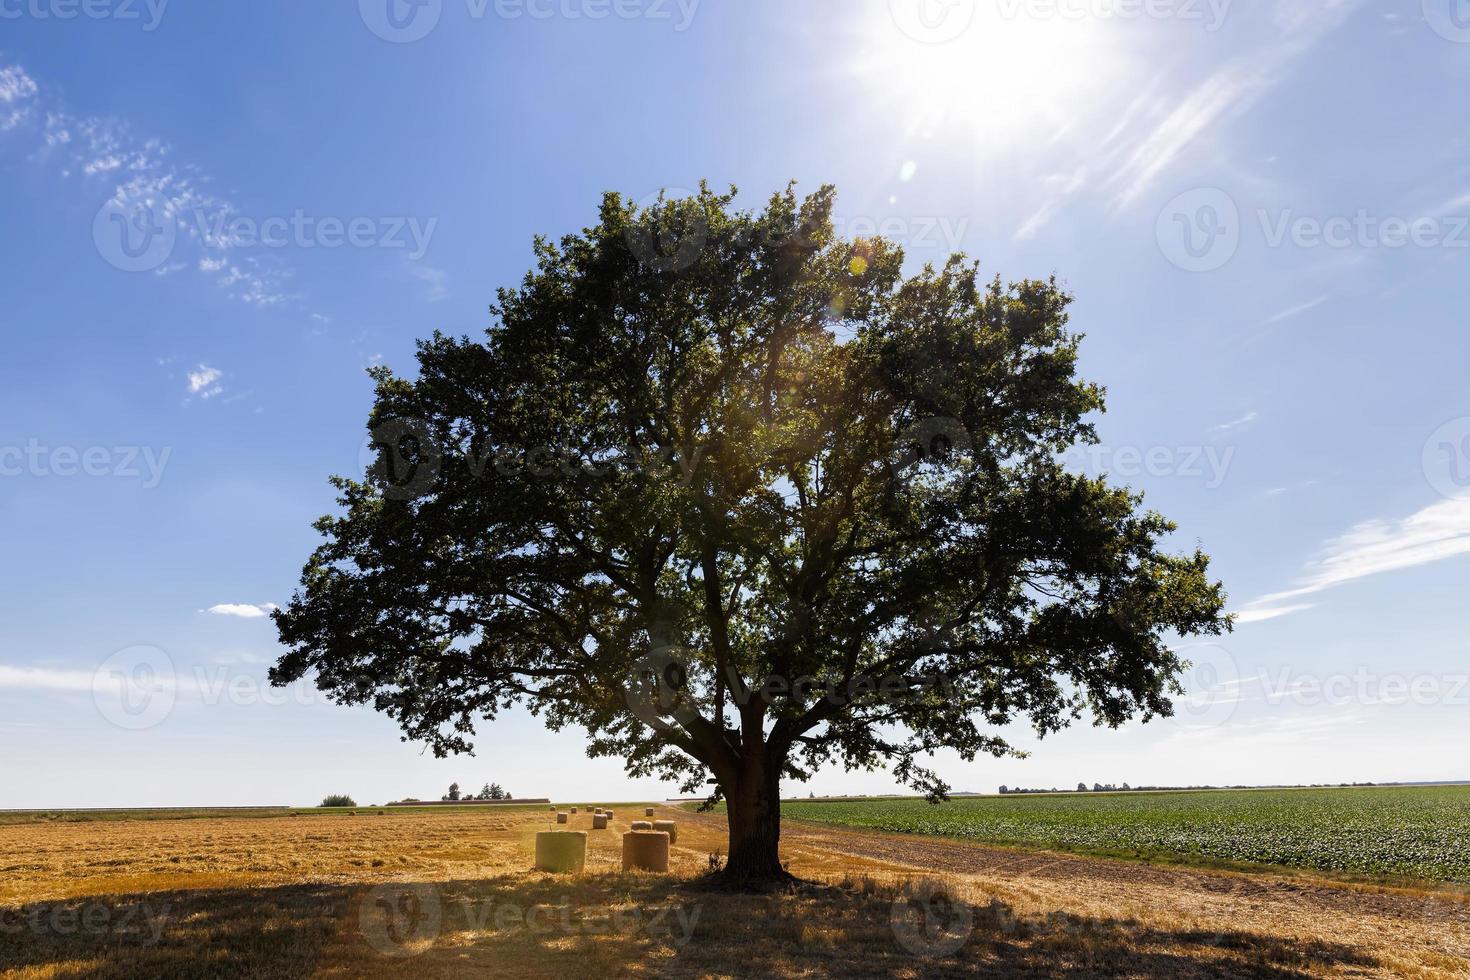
top-left (621, 830), bottom-right (670, 872)
top-left (652, 819), bottom-right (678, 845)
top-left (631, 820), bottom-right (653, 830)
top-left (535, 831), bottom-right (587, 873)
top-left (548, 805), bottom-right (556, 811)
top-left (570, 807), bottom-right (578, 814)
top-left (556, 811), bottom-right (568, 824)
top-left (644, 807), bottom-right (655, 817)
top-left (592, 814), bottom-right (608, 830)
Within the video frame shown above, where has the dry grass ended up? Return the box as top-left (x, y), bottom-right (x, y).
top-left (1, 803), bottom-right (1466, 978)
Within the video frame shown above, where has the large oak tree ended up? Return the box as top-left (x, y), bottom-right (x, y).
top-left (271, 184), bottom-right (1229, 886)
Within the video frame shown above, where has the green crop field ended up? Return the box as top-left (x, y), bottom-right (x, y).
top-left (776, 785), bottom-right (1470, 883)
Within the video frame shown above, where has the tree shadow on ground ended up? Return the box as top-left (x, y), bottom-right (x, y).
top-left (0, 873), bottom-right (1385, 979)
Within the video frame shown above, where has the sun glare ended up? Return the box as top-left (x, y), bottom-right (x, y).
top-left (858, 6), bottom-right (1124, 148)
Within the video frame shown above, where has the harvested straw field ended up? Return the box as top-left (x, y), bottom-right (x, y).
top-left (1, 801), bottom-right (1466, 979)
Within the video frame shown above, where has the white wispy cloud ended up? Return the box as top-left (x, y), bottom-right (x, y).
top-left (1238, 495), bottom-right (1470, 622)
top-left (186, 365), bottom-right (224, 400)
top-left (1015, 0), bottom-right (1366, 238)
top-left (0, 65), bottom-right (39, 131)
top-left (1234, 604), bottom-right (1314, 624)
top-left (408, 263), bottom-right (448, 302)
top-left (1108, 0), bottom-right (1364, 210)
top-left (0, 664), bottom-right (97, 691)
top-left (205, 602), bottom-right (278, 619)
top-left (0, 62), bottom-right (292, 307)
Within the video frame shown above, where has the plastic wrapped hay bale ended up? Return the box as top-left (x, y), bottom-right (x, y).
top-left (556, 811), bottom-right (568, 824)
top-left (631, 820), bottom-right (652, 830)
top-left (621, 830), bottom-right (670, 871)
top-left (652, 819), bottom-right (678, 845)
top-left (592, 814), bottom-right (608, 829)
top-left (535, 831), bottom-right (587, 873)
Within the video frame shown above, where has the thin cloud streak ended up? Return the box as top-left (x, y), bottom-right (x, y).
top-left (1263, 294), bottom-right (1328, 325)
top-left (1016, 0), bottom-right (1367, 239)
top-left (1239, 495), bottom-right (1470, 620)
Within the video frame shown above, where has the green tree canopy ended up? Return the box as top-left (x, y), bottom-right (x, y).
top-left (271, 183), bottom-right (1229, 885)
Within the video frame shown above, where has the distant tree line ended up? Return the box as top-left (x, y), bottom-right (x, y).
top-left (442, 782), bottom-right (513, 801)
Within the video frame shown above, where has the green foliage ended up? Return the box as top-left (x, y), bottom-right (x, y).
top-left (319, 794), bottom-right (356, 808)
top-left (778, 786), bottom-right (1470, 882)
top-left (272, 182), bottom-right (1230, 812)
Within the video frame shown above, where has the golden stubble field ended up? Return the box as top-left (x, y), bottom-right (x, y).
top-left (1, 803), bottom-right (1467, 979)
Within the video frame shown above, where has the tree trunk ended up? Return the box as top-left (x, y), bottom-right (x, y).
top-left (719, 752), bottom-right (794, 889)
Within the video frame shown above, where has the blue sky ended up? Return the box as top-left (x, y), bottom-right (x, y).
top-left (2, 0), bottom-right (1469, 807)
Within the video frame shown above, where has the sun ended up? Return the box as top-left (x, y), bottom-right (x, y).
top-left (855, 4), bottom-right (1126, 148)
